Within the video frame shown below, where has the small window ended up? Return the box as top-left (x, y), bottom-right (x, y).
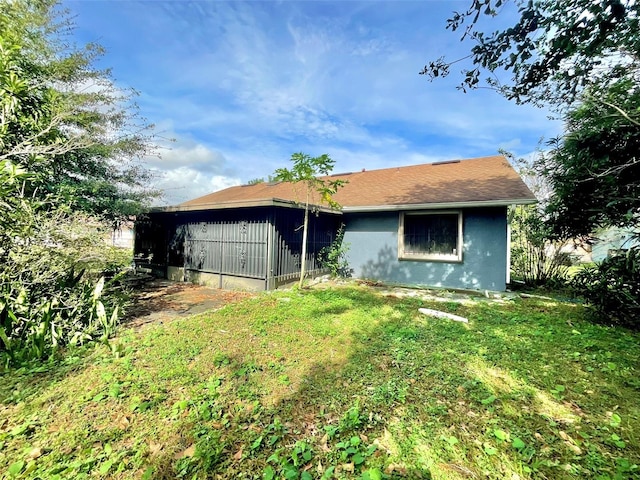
top-left (398, 211), bottom-right (462, 262)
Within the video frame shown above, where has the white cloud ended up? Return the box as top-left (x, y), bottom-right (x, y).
top-left (147, 142), bottom-right (228, 174)
top-left (152, 167), bottom-right (241, 206)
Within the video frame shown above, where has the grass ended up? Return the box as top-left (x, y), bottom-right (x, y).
top-left (1, 284), bottom-right (639, 479)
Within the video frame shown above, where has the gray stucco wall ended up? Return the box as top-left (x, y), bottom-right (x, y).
top-left (343, 207), bottom-right (508, 291)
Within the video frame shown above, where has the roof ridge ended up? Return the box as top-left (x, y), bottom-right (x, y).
top-left (316, 154), bottom-right (505, 179)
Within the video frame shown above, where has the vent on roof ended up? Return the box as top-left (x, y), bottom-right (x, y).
top-left (330, 172), bottom-right (353, 177)
top-left (432, 160), bottom-right (461, 166)
top-left (266, 181), bottom-right (281, 186)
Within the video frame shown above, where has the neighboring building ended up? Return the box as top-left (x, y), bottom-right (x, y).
top-left (135, 155), bottom-right (536, 291)
top-left (591, 227), bottom-right (639, 262)
top-left (110, 222), bottom-right (135, 249)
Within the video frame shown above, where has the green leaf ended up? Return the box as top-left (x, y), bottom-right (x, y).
top-left (7, 460), bottom-right (24, 476)
top-left (9, 423), bottom-right (29, 436)
top-left (362, 468), bottom-right (383, 480)
top-left (301, 472), bottom-right (313, 480)
top-left (108, 383), bottom-right (121, 398)
top-left (321, 466), bottom-right (336, 479)
top-left (98, 460), bottom-right (113, 474)
top-left (483, 443), bottom-right (497, 455)
top-left (251, 436), bottom-right (264, 450)
top-left (262, 466), bottom-right (276, 480)
top-left (610, 413), bottom-right (622, 427)
top-left (446, 436), bottom-right (459, 446)
top-left (494, 429), bottom-right (508, 441)
top-left (353, 453), bottom-right (365, 465)
top-left (141, 467), bottom-right (154, 480)
top-left (284, 466), bottom-right (299, 479)
top-left (611, 434), bottom-right (626, 448)
top-left (95, 300), bottom-right (107, 324)
top-left (481, 394), bottom-right (497, 405)
top-left (92, 277), bottom-right (105, 301)
top-left (512, 437), bottom-right (526, 450)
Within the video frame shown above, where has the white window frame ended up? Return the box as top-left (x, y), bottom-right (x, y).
top-left (398, 210), bottom-right (463, 262)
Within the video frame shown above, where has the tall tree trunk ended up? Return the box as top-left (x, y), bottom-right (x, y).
top-left (299, 196), bottom-right (309, 288)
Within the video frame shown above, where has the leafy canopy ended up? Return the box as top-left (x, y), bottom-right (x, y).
top-left (274, 152), bottom-right (346, 209)
top-left (0, 0), bottom-right (158, 226)
top-left (424, 1), bottom-right (640, 240)
top-left (541, 79), bottom-right (640, 238)
top-left (422, 0), bottom-right (639, 108)
top-left (0, 0), bottom-right (157, 363)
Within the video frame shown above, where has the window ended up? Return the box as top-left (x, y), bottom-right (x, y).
top-left (398, 211), bottom-right (462, 262)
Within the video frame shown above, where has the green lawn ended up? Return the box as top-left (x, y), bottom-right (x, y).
top-left (1, 285), bottom-right (639, 479)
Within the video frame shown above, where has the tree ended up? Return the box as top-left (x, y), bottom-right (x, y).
top-left (0, 0), bottom-right (158, 227)
top-left (541, 80), bottom-right (640, 239)
top-left (0, 0), bottom-right (158, 363)
top-left (274, 153), bottom-right (346, 288)
top-left (422, 0), bottom-right (638, 109)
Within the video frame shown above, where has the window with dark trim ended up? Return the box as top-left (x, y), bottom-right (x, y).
top-left (398, 211), bottom-right (463, 262)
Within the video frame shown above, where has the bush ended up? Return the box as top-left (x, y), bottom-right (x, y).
top-left (0, 161), bottom-right (128, 366)
top-left (318, 224), bottom-right (351, 278)
top-left (510, 205), bottom-right (571, 287)
top-left (572, 247), bottom-right (640, 328)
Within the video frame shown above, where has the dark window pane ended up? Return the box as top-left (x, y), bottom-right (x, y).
top-left (404, 214), bottom-right (458, 256)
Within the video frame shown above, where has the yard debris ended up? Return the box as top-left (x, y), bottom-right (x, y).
top-left (174, 444), bottom-right (196, 459)
top-left (439, 463), bottom-right (477, 478)
top-left (233, 447), bottom-right (243, 461)
top-left (418, 308), bottom-right (469, 323)
top-left (519, 292), bottom-right (555, 301)
top-left (27, 447), bottom-right (43, 460)
top-left (148, 442), bottom-right (163, 456)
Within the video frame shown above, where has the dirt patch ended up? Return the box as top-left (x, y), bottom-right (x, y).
top-left (123, 280), bottom-right (255, 329)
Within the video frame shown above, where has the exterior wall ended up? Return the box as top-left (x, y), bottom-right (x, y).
top-left (183, 271), bottom-right (266, 292)
top-left (343, 207), bottom-right (508, 291)
top-left (136, 206), bottom-right (339, 290)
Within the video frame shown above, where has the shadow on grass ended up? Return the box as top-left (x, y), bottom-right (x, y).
top-left (184, 287), bottom-right (640, 479)
top-left (0, 344), bottom-right (105, 405)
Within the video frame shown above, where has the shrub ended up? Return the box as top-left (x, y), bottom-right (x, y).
top-left (572, 247), bottom-right (640, 328)
top-left (318, 224), bottom-right (351, 278)
top-left (510, 205), bottom-right (571, 287)
top-left (0, 161), bottom-right (128, 366)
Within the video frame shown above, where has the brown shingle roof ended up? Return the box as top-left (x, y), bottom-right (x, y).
top-left (176, 155), bottom-right (535, 212)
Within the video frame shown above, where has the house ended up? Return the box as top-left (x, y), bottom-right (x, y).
top-left (590, 227), bottom-right (639, 262)
top-left (135, 155), bottom-right (536, 291)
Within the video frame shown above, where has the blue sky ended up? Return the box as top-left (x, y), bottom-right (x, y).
top-left (65, 0), bottom-right (561, 205)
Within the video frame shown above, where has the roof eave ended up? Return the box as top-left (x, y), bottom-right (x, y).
top-left (150, 197), bottom-right (536, 215)
top-left (150, 198), bottom-right (342, 215)
top-left (342, 198), bottom-right (537, 213)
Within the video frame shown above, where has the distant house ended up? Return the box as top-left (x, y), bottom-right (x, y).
top-left (135, 155), bottom-right (535, 291)
top-left (590, 227), bottom-right (639, 262)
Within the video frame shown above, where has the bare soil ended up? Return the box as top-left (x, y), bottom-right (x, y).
top-left (122, 279), bottom-right (255, 329)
